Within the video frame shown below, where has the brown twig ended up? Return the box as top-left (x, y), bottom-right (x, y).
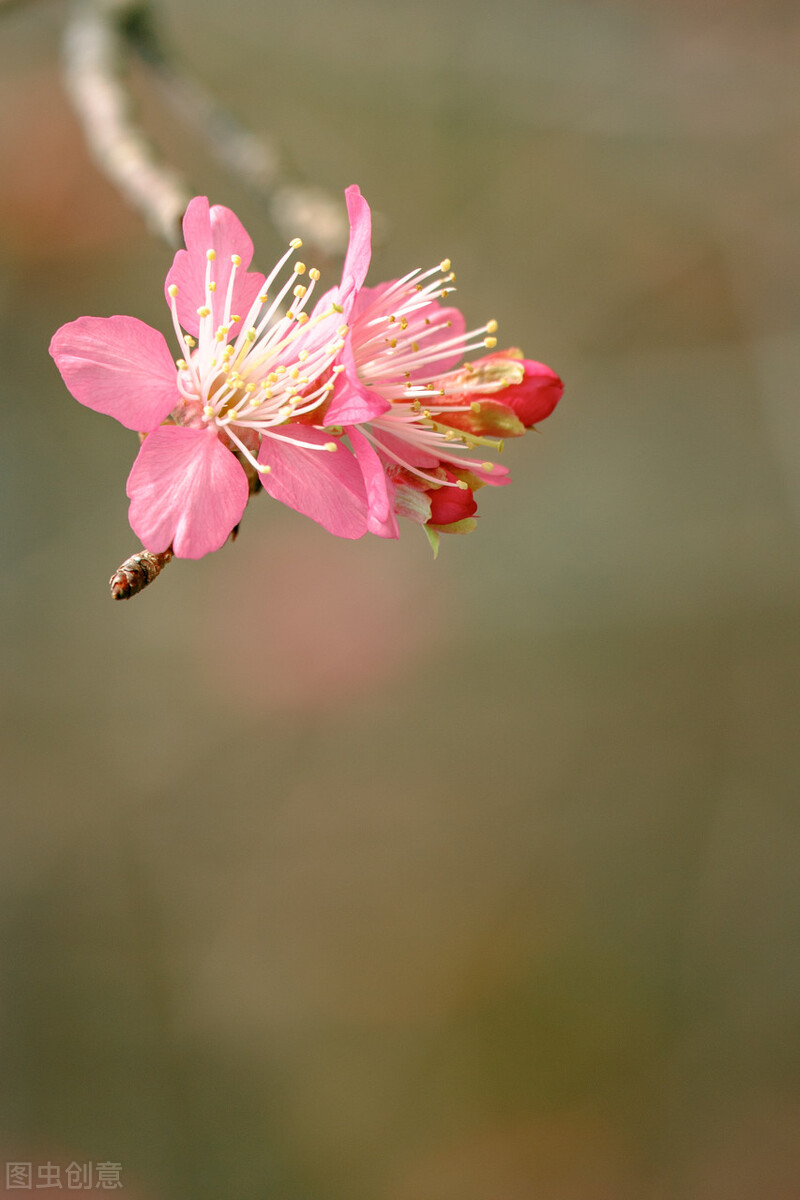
top-left (63, 0), bottom-right (190, 247)
top-left (62, 0), bottom-right (349, 256)
top-left (125, 3), bottom-right (349, 257)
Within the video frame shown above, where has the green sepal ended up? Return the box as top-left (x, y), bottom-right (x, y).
top-left (428, 518), bottom-right (478, 537)
top-left (436, 401), bottom-right (525, 439)
top-left (424, 525), bottom-right (441, 558)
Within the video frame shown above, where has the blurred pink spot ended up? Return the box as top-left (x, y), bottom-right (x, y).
top-left (198, 523), bottom-right (449, 712)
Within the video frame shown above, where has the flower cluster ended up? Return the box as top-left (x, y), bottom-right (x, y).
top-left (50, 187), bottom-right (562, 559)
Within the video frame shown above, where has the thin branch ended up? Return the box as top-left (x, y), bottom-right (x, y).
top-left (62, 0), bottom-right (349, 256)
top-left (126, 3), bottom-right (349, 257)
top-left (62, 0), bottom-right (190, 247)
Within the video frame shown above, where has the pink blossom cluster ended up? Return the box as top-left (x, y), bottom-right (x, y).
top-left (50, 187), bottom-right (562, 558)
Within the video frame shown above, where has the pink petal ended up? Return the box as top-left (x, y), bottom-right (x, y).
top-left (127, 426), bottom-right (249, 559)
top-left (49, 315), bottom-right (178, 432)
top-left (257, 426), bottom-right (367, 539)
top-left (337, 185), bottom-right (373, 316)
top-left (374, 428), bottom-right (442, 470)
top-left (457, 459), bottom-right (511, 487)
top-left (348, 426), bottom-right (399, 539)
top-left (427, 473), bottom-right (478, 526)
top-left (325, 339), bottom-right (392, 424)
top-left (164, 197), bottom-right (266, 338)
top-left (502, 358), bottom-right (564, 427)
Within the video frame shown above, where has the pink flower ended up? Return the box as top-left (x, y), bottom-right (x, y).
top-left (325, 201), bottom-right (563, 543)
top-left (49, 191), bottom-right (374, 557)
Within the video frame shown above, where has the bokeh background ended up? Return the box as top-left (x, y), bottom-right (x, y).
top-left (1, 1), bottom-right (799, 1197)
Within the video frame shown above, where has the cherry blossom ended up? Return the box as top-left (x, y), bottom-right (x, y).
top-left (50, 190), bottom-right (373, 557)
top-left (325, 203), bottom-right (564, 546)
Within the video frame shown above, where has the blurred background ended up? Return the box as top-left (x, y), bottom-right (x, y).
top-left (1, 0), bottom-right (799, 1197)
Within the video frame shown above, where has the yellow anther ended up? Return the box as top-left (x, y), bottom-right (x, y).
top-left (290, 237), bottom-right (303, 249)
top-left (456, 480), bottom-right (469, 490)
top-left (203, 405), bottom-right (215, 418)
top-left (206, 249), bottom-right (216, 261)
top-left (484, 336), bottom-right (497, 348)
top-left (231, 253), bottom-right (242, 267)
top-left (197, 306), bottom-right (211, 318)
top-left (388, 314), bottom-right (396, 323)
top-left (245, 328), bottom-right (256, 342)
top-left (337, 324), bottom-right (348, 336)
top-left (294, 262), bottom-right (306, 275)
top-left (293, 285), bottom-right (307, 299)
top-left (231, 314), bottom-right (241, 322)
top-left (215, 329), bottom-right (226, 343)
top-left (332, 364), bottom-right (345, 374)
top-left (297, 312), bottom-right (309, 324)
top-left (259, 294), bottom-right (269, 304)
top-left (412, 342), bottom-right (420, 353)
top-left (223, 345), bottom-right (235, 358)
top-left (324, 442), bottom-right (338, 452)
top-left (208, 281), bottom-right (217, 292)
top-left (309, 267), bottom-right (321, 281)
top-left (276, 366), bottom-right (286, 376)
top-left (440, 258), bottom-right (451, 272)
top-left (481, 462), bottom-right (494, 471)
top-left (290, 367), bottom-right (300, 379)
top-left (286, 311), bottom-right (295, 321)
top-left (486, 319), bottom-right (498, 334)
top-left (298, 350), bottom-right (309, 361)
top-left (471, 401), bottom-right (482, 413)
top-left (168, 284), bottom-right (179, 298)
top-left (388, 338), bottom-right (398, 349)
top-left (176, 358), bottom-right (187, 370)
top-left (185, 335), bottom-right (196, 347)
top-left (279, 404), bottom-right (294, 418)
top-left (249, 396), bottom-right (260, 407)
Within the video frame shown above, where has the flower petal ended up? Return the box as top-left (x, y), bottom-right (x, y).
top-left (49, 315), bottom-right (179, 432)
top-left (337, 185), bottom-right (373, 316)
top-left (257, 426), bottom-right (368, 539)
top-left (501, 357), bottom-right (564, 427)
top-left (348, 425), bottom-right (399, 538)
top-left (127, 426), bottom-right (249, 559)
top-left (164, 196), bottom-right (266, 338)
top-left (325, 339), bottom-right (392, 424)
top-left (427, 472), bottom-right (478, 526)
